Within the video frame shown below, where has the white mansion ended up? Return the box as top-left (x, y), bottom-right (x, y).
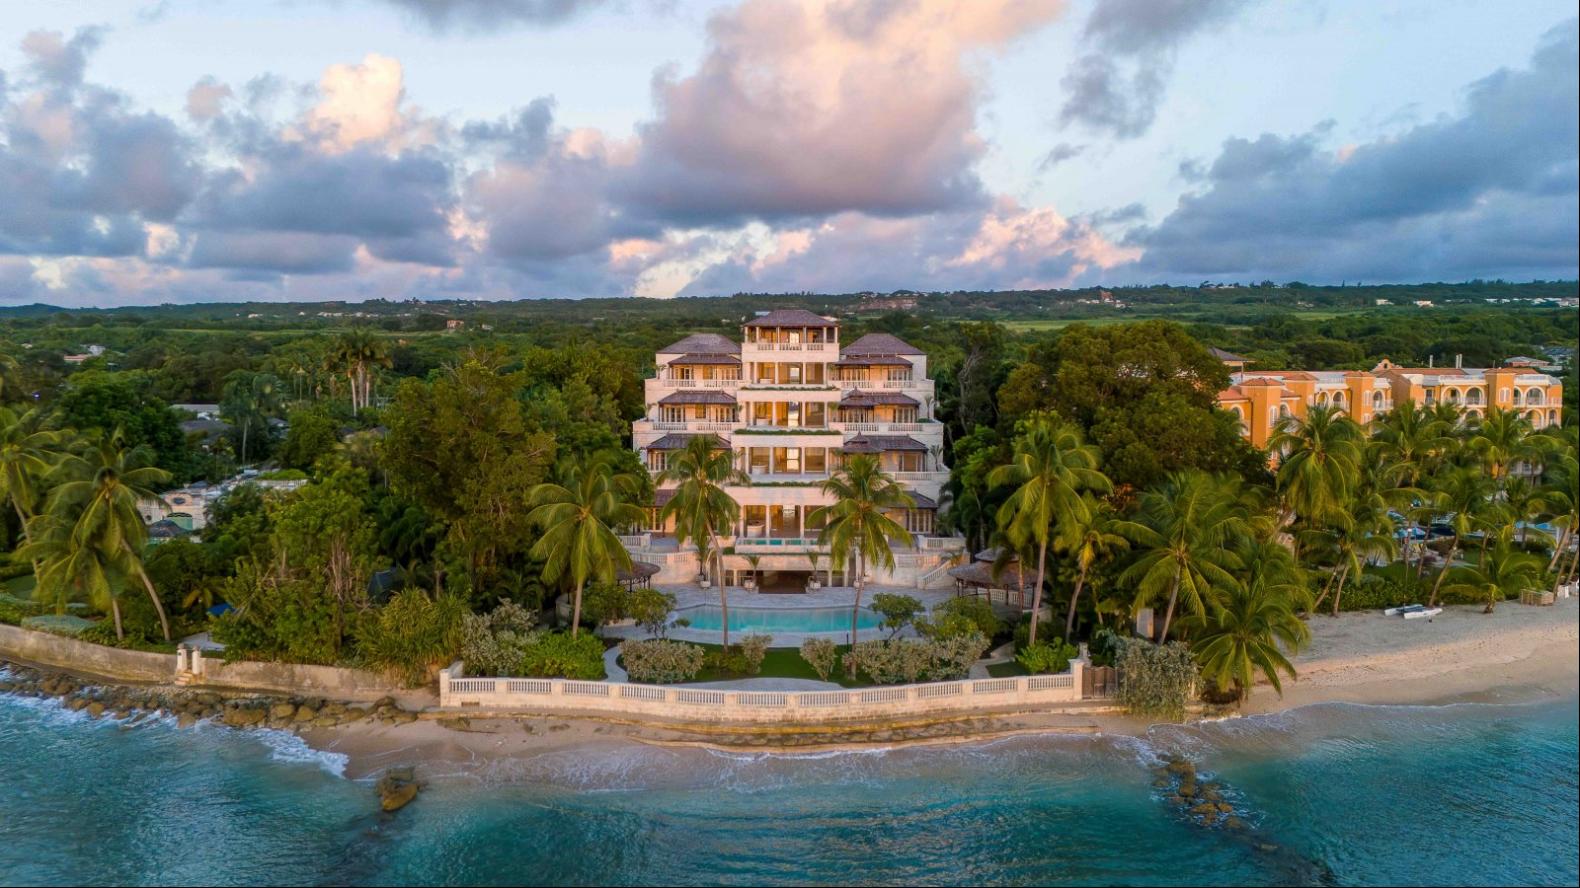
top-left (628, 309), bottom-right (965, 590)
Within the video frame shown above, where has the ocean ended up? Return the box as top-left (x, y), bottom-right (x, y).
top-left (1, 681), bottom-right (1575, 886)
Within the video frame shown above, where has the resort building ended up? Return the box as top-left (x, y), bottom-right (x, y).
top-left (1217, 355), bottom-right (1565, 448)
top-left (629, 310), bottom-right (964, 590)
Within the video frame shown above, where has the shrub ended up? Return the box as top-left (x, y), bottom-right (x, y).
top-left (1016, 638), bottom-right (1079, 675)
top-left (582, 584), bottom-right (676, 633)
top-left (354, 589), bottom-right (467, 687)
top-left (1088, 627), bottom-right (1121, 667)
top-left (519, 631), bottom-right (605, 680)
top-left (1340, 573), bottom-right (1423, 611)
top-left (460, 598), bottom-right (541, 676)
top-left (1115, 637), bottom-right (1198, 720)
top-left (0, 593), bottom-right (41, 626)
top-left (871, 593), bottom-right (924, 638)
top-left (919, 596), bottom-right (1001, 641)
top-left (621, 639), bottom-right (705, 683)
top-left (799, 637), bottom-right (839, 681)
top-left (738, 634), bottom-right (772, 674)
top-left (1013, 615), bottom-right (1059, 652)
top-left (842, 632), bottom-right (990, 684)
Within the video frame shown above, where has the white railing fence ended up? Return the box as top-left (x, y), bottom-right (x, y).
top-left (440, 660), bottom-right (1086, 723)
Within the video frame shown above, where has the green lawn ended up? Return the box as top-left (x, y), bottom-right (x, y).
top-left (985, 660), bottom-right (1029, 678)
top-left (681, 642), bottom-right (863, 687)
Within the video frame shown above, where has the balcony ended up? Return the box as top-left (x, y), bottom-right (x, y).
top-left (653, 377), bottom-right (741, 389)
top-left (836, 421), bottom-right (936, 434)
top-left (733, 536), bottom-right (824, 553)
top-left (834, 378), bottom-right (931, 391)
top-left (647, 421), bottom-right (738, 432)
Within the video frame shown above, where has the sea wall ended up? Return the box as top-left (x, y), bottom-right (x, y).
top-left (440, 661), bottom-right (1089, 725)
top-left (1, 624), bottom-right (405, 702)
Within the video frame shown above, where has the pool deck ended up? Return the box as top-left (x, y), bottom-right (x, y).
top-left (599, 584), bottom-right (957, 647)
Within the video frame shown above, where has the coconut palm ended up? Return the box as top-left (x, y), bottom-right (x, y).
top-left (221, 370), bottom-right (284, 465)
top-left (1468, 407), bottom-right (1541, 485)
top-left (811, 454), bottom-right (914, 641)
top-left (527, 459), bottom-right (647, 637)
top-left (1182, 539), bottom-right (1309, 704)
top-left (1056, 497), bottom-right (1128, 639)
top-left (1305, 485), bottom-right (1398, 615)
top-left (1440, 542), bottom-right (1543, 614)
top-left (1426, 466), bottom-right (1498, 607)
top-left (43, 431), bottom-right (173, 640)
top-left (1117, 471), bottom-right (1247, 641)
top-left (0, 406), bottom-right (63, 547)
top-left (988, 414), bottom-right (1110, 646)
top-left (17, 513), bottom-right (125, 629)
top-left (1371, 401), bottom-right (1452, 568)
top-left (659, 434), bottom-right (747, 644)
top-left (1269, 404), bottom-right (1365, 529)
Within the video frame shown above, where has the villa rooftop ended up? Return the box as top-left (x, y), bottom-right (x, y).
top-left (658, 332), bottom-right (738, 354)
top-left (743, 309), bottom-right (835, 327)
top-left (841, 434), bottom-right (927, 453)
top-left (664, 353), bottom-right (741, 365)
top-left (644, 433), bottom-right (727, 450)
top-left (657, 390), bottom-right (737, 405)
top-left (840, 389), bottom-right (919, 407)
top-left (841, 332), bottom-right (925, 356)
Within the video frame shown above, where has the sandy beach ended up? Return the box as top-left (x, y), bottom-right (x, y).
top-left (288, 597), bottom-right (1580, 776)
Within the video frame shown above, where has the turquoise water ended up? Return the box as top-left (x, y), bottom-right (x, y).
top-left (677, 604), bottom-right (883, 635)
top-left (1, 680), bottom-right (1575, 886)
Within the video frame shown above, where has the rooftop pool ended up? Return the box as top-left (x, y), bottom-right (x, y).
top-left (673, 604), bottom-right (883, 636)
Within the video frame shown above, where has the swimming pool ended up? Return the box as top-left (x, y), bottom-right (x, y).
top-left (674, 604), bottom-right (883, 635)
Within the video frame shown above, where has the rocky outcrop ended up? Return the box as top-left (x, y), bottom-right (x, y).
top-left (377, 766), bottom-right (420, 812)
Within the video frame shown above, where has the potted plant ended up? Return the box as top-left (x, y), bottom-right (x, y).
top-left (806, 551), bottom-right (823, 590)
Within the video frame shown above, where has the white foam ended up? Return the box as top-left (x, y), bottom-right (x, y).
top-left (253, 728), bottom-right (350, 778)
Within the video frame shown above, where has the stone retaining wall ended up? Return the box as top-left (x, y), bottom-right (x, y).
top-left (2, 624), bottom-right (405, 702)
top-left (440, 659), bottom-right (1087, 725)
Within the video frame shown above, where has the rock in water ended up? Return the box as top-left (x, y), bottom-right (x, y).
top-left (377, 767), bottom-right (419, 812)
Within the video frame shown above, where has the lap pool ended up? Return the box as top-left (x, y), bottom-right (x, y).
top-left (674, 604), bottom-right (883, 635)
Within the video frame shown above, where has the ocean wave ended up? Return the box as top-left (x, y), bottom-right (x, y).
top-left (252, 728), bottom-right (350, 778)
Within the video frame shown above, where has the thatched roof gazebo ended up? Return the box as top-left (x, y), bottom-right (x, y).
top-left (947, 558), bottom-right (1036, 609)
top-left (616, 561), bottom-right (661, 590)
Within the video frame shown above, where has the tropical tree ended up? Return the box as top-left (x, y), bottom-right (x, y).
top-left (658, 434), bottom-right (747, 644)
top-left (988, 414), bottom-right (1110, 646)
top-left (1426, 467), bottom-right (1499, 606)
top-left (1268, 404), bottom-right (1365, 530)
top-left (1440, 542), bottom-right (1543, 614)
top-left (0, 406), bottom-right (63, 549)
top-left (1371, 401), bottom-right (1452, 568)
top-left (41, 431), bottom-right (174, 640)
top-left (221, 370), bottom-right (284, 465)
top-left (1117, 471), bottom-right (1247, 641)
top-left (1468, 407), bottom-right (1541, 485)
top-left (1056, 497), bottom-right (1128, 638)
top-left (1305, 484), bottom-right (1398, 615)
top-left (527, 459), bottom-right (646, 637)
top-left (329, 328), bottom-right (390, 415)
top-left (812, 454), bottom-right (914, 641)
top-left (18, 514), bottom-right (125, 630)
top-left (1182, 539), bottom-right (1309, 704)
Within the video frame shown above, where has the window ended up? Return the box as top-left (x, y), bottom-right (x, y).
top-left (806, 448), bottom-right (827, 474)
top-left (753, 402), bottom-right (773, 426)
top-left (781, 363), bottom-right (803, 384)
top-left (806, 363), bottom-right (825, 385)
top-left (749, 448), bottom-right (770, 474)
top-left (774, 447), bottom-right (800, 474)
top-left (805, 402), bottom-right (826, 427)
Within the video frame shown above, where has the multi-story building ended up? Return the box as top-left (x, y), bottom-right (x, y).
top-left (1217, 353), bottom-right (1565, 448)
top-left (630, 310), bottom-right (963, 590)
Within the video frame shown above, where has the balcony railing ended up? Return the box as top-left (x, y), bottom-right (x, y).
top-left (733, 536), bottom-right (824, 551)
top-left (648, 421), bottom-right (737, 432)
top-left (837, 421), bottom-right (933, 433)
top-left (834, 378), bottom-right (930, 391)
top-left (653, 377), bottom-right (742, 389)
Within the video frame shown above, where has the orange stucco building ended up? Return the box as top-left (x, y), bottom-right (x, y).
top-left (1216, 354), bottom-right (1565, 449)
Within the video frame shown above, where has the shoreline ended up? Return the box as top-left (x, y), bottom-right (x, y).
top-left (4, 599), bottom-right (1576, 779)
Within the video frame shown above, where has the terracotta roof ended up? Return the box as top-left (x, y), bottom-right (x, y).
top-left (743, 309), bottom-right (835, 327)
top-left (659, 332), bottom-right (738, 354)
top-left (842, 332), bottom-right (924, 356)
top-left (841, 434), bottom-right (927, 453)
top-left (665, 353), bottom-right (740, 365)
top-left (1253, 371), bottom-right (1316, 381)
top-left (644, 433), bottom-right (727, 450)
top-left (840, 389), bottom-right (920, 407)
top-left (657, 390), bottom-right (736, 405)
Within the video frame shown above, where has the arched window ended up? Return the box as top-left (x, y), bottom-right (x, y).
top-left (1550, 410), bottom-right (1558, 426)
top-left (1527, 410), bottom-right (1540, 425)
top-left (1332, 391), bottom-right (1346, 405)
top-left (1511, 389), bottom-right (1522, 405)
top-left (1316, 392), bottom-right (1329, 405)
top-left (1525, 389), bottom-right (1544, 405)
top-left (1466, 388), bottom-right (1482, 405)
top-left (1445, 387), bottom-right (1460, 403)
top-left (1372, 391), bottom-right (1384, 409)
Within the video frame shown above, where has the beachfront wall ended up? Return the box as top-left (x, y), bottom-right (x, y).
top-left (438, 660), bottom-right (1086, 724)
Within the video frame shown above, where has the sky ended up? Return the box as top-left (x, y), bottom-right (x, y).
top-left (1, 0), bottom-right (1576, 307)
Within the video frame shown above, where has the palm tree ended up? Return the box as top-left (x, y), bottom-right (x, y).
top-left (1468, 407), bottom-right (1541, 486)
top-left (527, 459), bottom-right (646, 637)
top-left (1117, 471), bottom-right (1247, 641)
top-left (1269, 404), bottom-right (1365, 530)
top-left (1304, 485), bottom-right (1398, 615)
top-left (0, 351), bottom-right (21, 402)
top-left (221, 370), bottom-right (284, 465)
top-left (18, 514), bottom-right (125, 631)
top-left (1183, 539), bottom-right (1310, 705)
top-left (659, 435), bottom-right (747, 644)
top-left (1440, 542), bottom-right (1542, 614)
top-left (988, 414), bottom-right (1110, 647)
top-left (1426, 467), bottom-right (1498, 606)
top-left (330, 328), bottom-right (390, 415)
top-left (812, 454), bottom-right (914, 641)
top-left (1056, 497), bottom-right (1128, 639)
top-left (0, 406), bottom-right (62, 549)
top-left (1371, 401), bottom-right (1452, 568)
top-left (43, 431), bottom-right (174, 640)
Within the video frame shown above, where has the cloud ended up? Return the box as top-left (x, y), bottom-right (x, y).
top-left (1060, 0), bottom-right (1250, 139)
top-left (185, 77), bottom-right (232, 121)
top-left (618, 0), bottom-right (1067, 224)
top-left (1037, 142), bottom-right (1086, 171)
top-left (1127, 21), bottom-right (1579, 282)
top-left (374, 0), bottom-right (614, 32)
top-left (0, 258), bottom-right (42, 303)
